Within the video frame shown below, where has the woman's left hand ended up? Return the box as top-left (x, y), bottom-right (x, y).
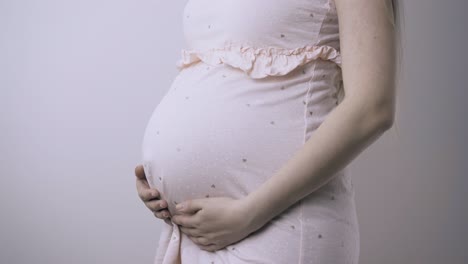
top-left (171, 196), bottom-right (256, 252)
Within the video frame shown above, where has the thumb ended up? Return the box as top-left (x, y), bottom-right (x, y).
top-left (176, 199), bottom-right (202, 214)
top-left (134, 164), bottom-right (146, 180)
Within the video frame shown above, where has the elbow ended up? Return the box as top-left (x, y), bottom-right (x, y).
top-left (376, 113), bottom-right (394, 131)
top-left (342, 93), bottom-right (396, 134)
top-left (346, 96), bottom-right (395, 134)
top-left (368, 102), bottom-right (395, 133)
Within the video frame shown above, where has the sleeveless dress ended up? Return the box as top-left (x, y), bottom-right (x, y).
top-left (141, 0), bottom-right (360, 263)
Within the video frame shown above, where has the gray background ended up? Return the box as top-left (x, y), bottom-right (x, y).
top-left (1, 0), bottom-right (467, 263)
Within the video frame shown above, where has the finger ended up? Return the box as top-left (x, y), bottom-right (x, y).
top-left (134, 164), bottom-right (146, 180)
top-left (177, 199), bottom-right (203, 214)
top-left (198, 243), bottom-right (220, 252)
top-left (135, 173), bottom-right (149, 194)
top-left (146, 199), bottom-right (168, 212)
top-left (154, 209), bottom-right (171, 219)
top-left (135, 170), bottom-right (150, 192)
top-left (135, 171), bottom-right (158, 200)
top-left (164, 217), bottom-right (172, 226)
top-left (135, 164), bottom-right (154, 196)
top-left (172, 215), bottom-right (197, 228)
top-left (179, 226), bottom-right (201, 238)
top-left (134, 164), bottom-right (163, 202)
top-left (137, 184), bottom-right (160, 201)
top-left (188, 235), bottom-right (212, 247)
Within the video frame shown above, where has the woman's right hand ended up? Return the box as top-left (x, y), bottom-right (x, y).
top-left (135, 164), bottom-right (172, 225)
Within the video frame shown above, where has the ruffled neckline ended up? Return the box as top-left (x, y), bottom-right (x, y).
top-left (175, 43), bottom-right (342, 79)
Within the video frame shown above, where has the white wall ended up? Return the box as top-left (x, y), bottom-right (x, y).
top-left (1, 0), bottom-right (466, 263)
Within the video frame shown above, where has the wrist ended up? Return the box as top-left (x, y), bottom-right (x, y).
top-left (239, 192), bottom-right (267, 232)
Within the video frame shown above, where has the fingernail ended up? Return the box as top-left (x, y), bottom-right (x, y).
top-left (176, 204), bottom-right (184, 210)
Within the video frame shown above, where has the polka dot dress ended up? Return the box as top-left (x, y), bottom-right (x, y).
top-left (141, 0), bottom-right (359, 263)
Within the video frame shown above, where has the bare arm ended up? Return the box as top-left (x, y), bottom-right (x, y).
top-left (242, 0), bottom-right (397, 230)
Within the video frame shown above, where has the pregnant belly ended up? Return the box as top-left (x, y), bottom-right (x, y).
top-left (140, 62), bottom-right (311, 216)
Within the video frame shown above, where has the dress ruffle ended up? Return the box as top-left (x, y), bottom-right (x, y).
top-left (175, 43), bottom-right (342, 79)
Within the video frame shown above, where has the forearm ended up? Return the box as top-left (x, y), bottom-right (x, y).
top-left (242, 97), bottom-right (393, 230)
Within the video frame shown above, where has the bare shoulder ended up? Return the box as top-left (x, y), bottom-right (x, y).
top-left (334, 0), bottom-right (396, 117)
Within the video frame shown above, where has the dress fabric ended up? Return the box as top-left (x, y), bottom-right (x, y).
top-left (141, 0), bottom-right (360, 263)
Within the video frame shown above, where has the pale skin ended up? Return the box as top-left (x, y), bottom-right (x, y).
top-left (135, 0), bottom-right (396, 252)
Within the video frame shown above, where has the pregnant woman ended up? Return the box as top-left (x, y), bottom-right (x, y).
top-left (137, 0), bottom-right (401, 263)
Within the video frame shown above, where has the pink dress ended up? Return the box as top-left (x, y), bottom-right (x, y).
top-left (141, 0), bottom-right (360, 263)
